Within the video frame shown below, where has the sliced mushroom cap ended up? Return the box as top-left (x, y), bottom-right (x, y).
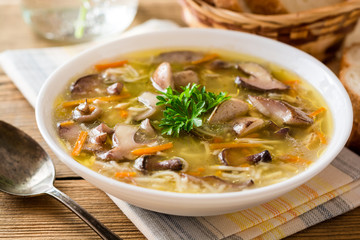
top-left (135, 92), bottom-right (160, 121)
top-left (173, 70), bottom-right (199, 90)
top-left (218, 148), bottom-right (249, 166)
top-left (70, 74), bottom-right (104, 96)
top-left (156, 51), bottom-right (203, 64)
top-left (89, 123), bottom-right (114, 145)
top-left (106, 82), bottom-right (123, 95)
top-left (248, 95), bottom-right (314, 126)
top-left (134, 119), bottom-right (157, 144)
top-left (247, 150), bottom-right (272, 164)
top-left (208, 98), bottom-right (249, 124)
top-left (207, 59), bottom-right (235, 70)
top-left (101, 124), bottom-right (144, 161)
top-left (232, 117), bottom-right (266, 137)
top-left (266, 121), bottom-right (290, 138)
top-left (58, 122), bottom-right (81, 145)
top-left (218, 149), bottom-right (229, 165)
top-left (275, 127), bottom-right (290, 138)
top-left (236, 62), bottom-right (289, 91)
top-left (72, 102), bottom-right (102, 123)
top-left (134, 155), bottom-right (186, 172)
top-left (151, 62), bottom-right (174, 91)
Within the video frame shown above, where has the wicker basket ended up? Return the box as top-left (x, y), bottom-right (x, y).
top-left (180, 0), bottom-right (360, 61)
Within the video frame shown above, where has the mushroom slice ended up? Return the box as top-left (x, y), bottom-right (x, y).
top-left (267, 121), bottom-right (290, 138)
top-left (232, 117), bottom-right (266, 137)
top-left (134, 92), bottom-right (160, 121)
top-left (70, 74), bottom-right (104, 96)
top-left (106, 82), bottom-right (123, 95)
top-left (101, 124), bottom-right (144, 161)
top-left (57, 122), bottom-right (81, 145)
top-left (72, 101), bottom-right (102, 123)
top-left (134, 155), bottom-right (186, 172)
top-left (208, 98), bottom-right (249, 124)
top-left (173, 70), bottom-right (199, 90)
top-left (247, 150), bottom-right (272, 164)
top-left (89, 123), bottom-right (114, 145)
top-left (207, 59), bottom-right (235, 70)
top-left (151, 62), bottom-right (174, 91)
top-left (248, 95), bottom-right (313, 126)
top-left (218, 148), bottom-right (249, 166)
top-left (134, 119), bottom-right (157, 144)
top-left (156, 51), bottom-right (203, 64)
top-left (236, 62), bottom-right (289, 91)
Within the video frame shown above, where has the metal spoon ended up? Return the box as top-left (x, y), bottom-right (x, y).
top-left (0, 121), bottom-right (121, 240)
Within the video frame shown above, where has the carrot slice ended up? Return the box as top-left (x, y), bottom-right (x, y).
top-left (119, 109), bottom-right (129, 118)
top-left (209, 142), bottom-right (261, 150)
top-left (281, 155), bottom-right (312, 166)
top-left (95, 60), bottom-right (128, 71)
top-left (72, 131), bottom-right (88, 156)
top-left (283, 79), bottom-right (299, 85)
top-left (309, 107), bottom-right (326, 118)
top-left (191, 53), bottom-right (218, 64)
top-left (62, 93), bottom-right (131, 108)
top-left (131, 142), bottom-right (173, 156)
top-left (59, 120), bottom-right (74, 127)
top-left (115, 172), bottom-right (137, 178)
top-left (315, 130), bottom-right (327, 144)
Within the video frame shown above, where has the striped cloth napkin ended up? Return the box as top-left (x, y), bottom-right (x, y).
top-left (1, 19), bottom-right (360, 240)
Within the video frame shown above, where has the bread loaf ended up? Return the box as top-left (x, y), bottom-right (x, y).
top-left (340, 44), bottom-right (360, 154)
top-left (244, 0), bottom-right (344, 14)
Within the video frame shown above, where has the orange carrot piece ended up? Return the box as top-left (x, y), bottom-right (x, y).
top-left (240, 163), bottom-right (251, 168)
top-left (131, 142), bottom-right (174, 156)
top-left (62, 93), bottom-right (131, 108)
top-left (115, 172), bottom-right (137, 178)
top-left (94, 60), bottom-right (128, 71)
top-left (315, 130), bottom-right (327, 144)
top-left (209, 142), bottom-right (261, 150)
top-left (309, 107), bottom-right (326, 118)
top-left (212, 137), bottom-right (223, 143)
top-left (281, 155), bottom-right (312, 166)
top-left (187, 171), bottom-right (202, 176)
top-left (283, 79), bottom-right (299, 85)
top-left (119, 109), bottom-right (129, 118)
top-left (191, 53), bottom-right (218, 64)
top-left (59, 120), bottom-right (74, 127)
top-left (71, 131), bottom-right (88, 156)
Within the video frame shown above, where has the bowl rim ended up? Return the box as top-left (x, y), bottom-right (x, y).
top-left (36, 28), bottom-right (353, 201)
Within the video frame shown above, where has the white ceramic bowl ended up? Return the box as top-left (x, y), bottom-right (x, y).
top-left (36, 29), bottom-right (353, 216)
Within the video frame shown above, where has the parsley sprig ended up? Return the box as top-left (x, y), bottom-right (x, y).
top-left (156, 84), bottom-right (230, 137)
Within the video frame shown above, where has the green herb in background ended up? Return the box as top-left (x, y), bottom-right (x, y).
top-left (74, 0), bottom-right (90, 39)
top-left (156, 84), bottom-right (230, 137)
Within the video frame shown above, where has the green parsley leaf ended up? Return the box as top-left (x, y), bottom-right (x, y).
top-left (156, 84), bottom-right (230, 137)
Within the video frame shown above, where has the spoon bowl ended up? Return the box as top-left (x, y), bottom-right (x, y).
top-left (0, 120), bottom-right (121, 240)
top-left (0, 121), bottom-right (54, 196)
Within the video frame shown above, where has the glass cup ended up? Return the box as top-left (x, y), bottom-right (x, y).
top-left (21, 0), bottom-right (138, 42)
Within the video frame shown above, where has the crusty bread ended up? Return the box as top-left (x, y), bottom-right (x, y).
top-left (244, 0), bottom-right (344, 14)
top-left (340, 44), bottom-right (360, 154)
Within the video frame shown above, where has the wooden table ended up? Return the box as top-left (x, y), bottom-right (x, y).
top-left (1, 0), bottom-right (360, 239)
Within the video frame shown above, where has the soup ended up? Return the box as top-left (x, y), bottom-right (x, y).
top-left (53, 49), bottom-right (332, 193)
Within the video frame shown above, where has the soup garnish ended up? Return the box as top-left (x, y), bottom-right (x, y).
top-left (54, 49), bottom-right (331, 193)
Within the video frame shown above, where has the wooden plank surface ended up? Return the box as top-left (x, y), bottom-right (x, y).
top-left (1, 0), bottom-right (360, 239)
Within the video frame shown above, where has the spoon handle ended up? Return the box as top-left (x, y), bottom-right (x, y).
top-left (46, 186), bottom-right (122, 240)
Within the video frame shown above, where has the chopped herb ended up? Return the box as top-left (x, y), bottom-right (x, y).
top-left (156, 84), bottom-right (230, 137)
